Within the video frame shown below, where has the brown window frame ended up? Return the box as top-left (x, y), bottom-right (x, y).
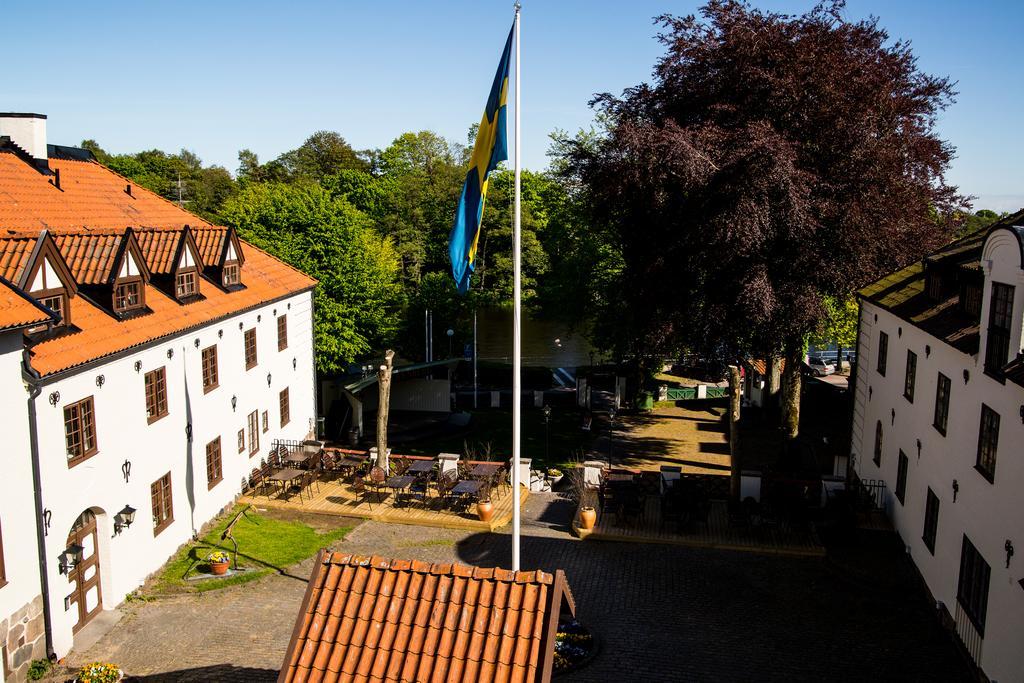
top-left (262, 410), bottom-right (269, 434)
top-left (933, 372), bottom-right (951, 436)
top-left (244, 328), bottom-right (257, 370)
top-left (113, 277), bottom-right (144, 313)
top-left (922, 487), bottom-right (940, 555)
top-left (984, 282), bottom-right (1014, 375)
top-left (895, 450), bottom-right (909, 505)
top-left (975, 404), bottom-right (999, 483)
top-left (201, 345), bottom-right (219, 393)
top-left (237, 429), bottom-right (245, 454)
top-left (151, 472), bottom-right (174, 536)
top-left (222, 261), bottom-right (240, 287)
top-left (957, 535), bottom-right (991, 637)
top-left (30, 288), bottom-right (69, 333)
top-left (144, 367), bottom-right (169, 424)
top-left (247, 410), bottom-right (259, 456)
top-left (205, 437), bottom-right (223, 490)
top-left (277, 315), bottom-right (288, 351)
top-left (64, 396), bottom-right (98, 467)
top-left (279, 387), bottom-right (290, 428)
top-left (872, 420), bottom-right (882, 467)
top-left (903, 350), bottom-right (917, 403)
top-left (175, 267), bottom-right (199, 299)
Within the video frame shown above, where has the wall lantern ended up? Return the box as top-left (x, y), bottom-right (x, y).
top-left (167, 348), bottom-right (174, 360)
top-left (58, 543), bottom-right (85, 575)
top-left (134, 360), bottom-right (143, 373)
top-left (257, 314), bottom-right (262, 323)
top-left (293, 357), bottom-right (297, 370)
top-left (218, 329), bottom-right (223, 339)
top-left (114, 505), bottom-right (137, 535)
top-left (963, 369), bottom-right (970, 384)
top-left (1019, 405), bottom-right (1024, 424)
top-left (868, 386), bottom-right (873, 400)
top-left (95, 374), bottom-right (105, 388)
top-left (897, 327), bottom-right (902, 338)
top-left (916, 439), bottom-right (922, 459)
top-left (238, 322), bottom-right (243, 331)
top-left (287, 302), bottom-right (291, 310)
top-left (48, 391), bottom-right (61, 406)
top-left (952, 479), bottom-right (959, 502)
top-left (925, 345), bottom-right (931, 358)
top-left (267, 373), bottom-right (272, 387)
top-left (891, 408), bottom-right (896, 425)
top-left (194, 338), bottom-right (200, 348)
top-left (231, 395), bottom-right (238, 411)
top-left (273, 308), bottom-right (277, 316)
top-left (1006, 540), bottom-right (1015, 569)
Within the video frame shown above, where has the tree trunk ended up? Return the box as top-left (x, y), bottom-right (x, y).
top-left (765, 354), bottom-right (782, 414)
top-left (727, 365), bottom-right (742, 503)
top-left (780, 341), bottom-right (802, 439)
top-left (375, 350), bottom-right (395, 470)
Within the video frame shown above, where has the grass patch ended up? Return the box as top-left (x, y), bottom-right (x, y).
top-left (400, 408), bottom-right (594, 470)
top-left (150, 506), bottom-right (351, 594)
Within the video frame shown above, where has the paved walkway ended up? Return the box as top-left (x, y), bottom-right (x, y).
top-left (59, 494), bottom-right (970, 682)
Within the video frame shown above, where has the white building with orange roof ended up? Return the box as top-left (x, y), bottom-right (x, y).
top-left (0, 113), bottom-right (319, 673)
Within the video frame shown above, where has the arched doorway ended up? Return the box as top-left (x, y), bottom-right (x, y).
top-left (66, 510), bottom-right (103, 633)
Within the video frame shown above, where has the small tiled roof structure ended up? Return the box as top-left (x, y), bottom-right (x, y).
top-left (0, 276), bottom-right (54, 332)
top-left (0, 143), bottom-right (316, 377)
top-left (279, 552), bottom-right (576, 683)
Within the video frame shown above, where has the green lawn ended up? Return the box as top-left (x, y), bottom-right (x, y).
top-left (149, 506), bottom-right (351, 594)
top-left (400, 407), bottom-right (593, 470)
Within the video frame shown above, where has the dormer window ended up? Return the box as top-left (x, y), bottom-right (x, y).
top-left (114, 279), bottom-right (144, 313)
top-left (962, 283), bottom-right (983, 317)
top-left (926, 271), bottom-right (943, 300)
top-left (29, 291), bottom-right (66, 333)
top-left (223, 262), bottom-right (240, 287)
top-left (175, 269), bottom-right (198, 299)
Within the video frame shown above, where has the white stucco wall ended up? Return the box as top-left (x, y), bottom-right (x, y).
top-left (31, 290), bottom-right (315, 657)
top-left (0, 331), bottom-right (44, 678)
top-left (851, 271), bottom-right (1024, 682)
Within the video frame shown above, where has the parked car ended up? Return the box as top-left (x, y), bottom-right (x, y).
top-left (806, 356), bottom-right (836, 376)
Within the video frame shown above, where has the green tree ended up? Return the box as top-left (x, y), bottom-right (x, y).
top-left (809, 295), bottom-right (858, 366)
top-left (221, 182), bottom-right (403, 372)
top-left (274, 131), bottom-right (369, 179)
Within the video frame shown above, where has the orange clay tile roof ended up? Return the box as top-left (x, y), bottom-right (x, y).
top-left (192, 226), bottom-right (230, 265)
top-left (0, 278), bottom-right (52, 332)
top-left (0, 147), bottom-right (316, 376)
top-left (280, 553), bottom-right (568, 683)
top-left (27, 240), bottom-right (313, 376)
top-left (0, 150), bottom-right (213, 231)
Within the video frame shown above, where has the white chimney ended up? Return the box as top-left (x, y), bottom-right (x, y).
top-left (0, 113), bottom-right (48, 162)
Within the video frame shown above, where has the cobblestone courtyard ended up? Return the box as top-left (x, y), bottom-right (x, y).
top-left (60, 494), bottom-right (971, 682)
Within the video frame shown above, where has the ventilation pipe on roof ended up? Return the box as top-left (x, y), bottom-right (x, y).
top-left (125, 183), bottom-right (133, 197)
top-left (0, 113), bottom-right (49, 169)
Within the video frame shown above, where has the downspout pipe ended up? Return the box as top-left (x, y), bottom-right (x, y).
top-left (22, 348), bottom-right (56, 659)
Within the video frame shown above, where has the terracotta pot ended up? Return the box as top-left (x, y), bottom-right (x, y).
top-left (477, 500), bottom-right (494, 523)
top-left (579, 507), bottom-right (597, 531)
top-left (210, 560), bottom-right (230, 576)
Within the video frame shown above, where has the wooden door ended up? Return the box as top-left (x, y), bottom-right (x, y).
top-left (67, 510), bottom-right (102, 633)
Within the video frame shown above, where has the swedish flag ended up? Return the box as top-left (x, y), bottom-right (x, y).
top-left (449, 24), bottom-right (514, 294)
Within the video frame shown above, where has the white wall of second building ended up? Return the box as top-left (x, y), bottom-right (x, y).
top-left (851, 299), bottom-right (1024, 683)
top-left (0, 331), bottom-right (45, 681)
top-left (32, 290), bottom-right (315, 657)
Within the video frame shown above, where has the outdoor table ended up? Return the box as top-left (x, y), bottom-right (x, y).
top-left (284, 451), bottom-right (308, 465)
top-left (605, 473), bottom-right (635, 483)
top-left (386, 475), bottom-right (416, 506)
top-left (469, 463), bottom-right (501, 479)
top-left (407, 460), bottom-right (435, 475)
top-left (268, 467), bottom-right (304, 498)
top-left (450, 479), bottom-right (483, 511)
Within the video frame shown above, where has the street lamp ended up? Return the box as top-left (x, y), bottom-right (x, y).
top-left (542, 405), bottom-right (552, 463)
top-left (608, 407), bottom-right (617, 461)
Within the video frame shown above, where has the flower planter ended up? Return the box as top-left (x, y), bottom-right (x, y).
top-left (75, 663), bottom-right (123, 683)
top-left (210, 560), bottom-right (230, 576)
top-left (579, 507), bottom-right (597, 531)
top-left (477, 499), bottom-right (494, 523)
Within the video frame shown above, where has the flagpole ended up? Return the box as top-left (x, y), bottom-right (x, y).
top-left (511, 0), bottom-right (522, 572)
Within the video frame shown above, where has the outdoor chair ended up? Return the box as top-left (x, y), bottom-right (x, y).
top-left (435, 470), bottom-right (459, 509)
top-left (487, 466), bottom-right (507, 500)
top-left (391, 458), bottom-right (411, 476)
top-left (369, 466), bottom-right (388, 505)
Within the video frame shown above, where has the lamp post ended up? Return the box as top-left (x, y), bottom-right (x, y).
top-left (447, 328), bottom-right (454, 359)
top-left (542, 404), bottom-right (552, 463)
top-left (608, 407), bottom-right (617, 461)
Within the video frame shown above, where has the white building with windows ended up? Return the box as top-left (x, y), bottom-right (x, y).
top-left (0, 113), bottom-right (317, 678)
top-left (850, 211), bottom-right (1024, 682)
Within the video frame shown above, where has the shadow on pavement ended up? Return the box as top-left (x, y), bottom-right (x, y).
top-left (126, 665), bottom-right (278, 682)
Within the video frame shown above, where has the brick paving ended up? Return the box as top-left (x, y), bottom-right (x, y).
top-left (58, 494), bottom-right (971, 682)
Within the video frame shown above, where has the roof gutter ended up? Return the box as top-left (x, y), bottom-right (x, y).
top-left (21, 347), bottom-right (56, 660)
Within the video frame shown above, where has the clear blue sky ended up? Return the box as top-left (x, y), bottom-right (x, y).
top-left (4, 1), bottom-right (1022, 211)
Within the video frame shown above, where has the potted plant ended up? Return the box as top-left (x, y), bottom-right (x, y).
top-left (76, 662), bottom-right (123, 683)
top-left (477, 498), bottom-right (494, 523)
top-left (546, 468), bottom-right (564, 486)
top-left (568, 453), bottom-right (598, 531)
top-left (207, 550), bottom-right (231, 576)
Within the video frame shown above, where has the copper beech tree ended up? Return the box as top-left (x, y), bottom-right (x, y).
top-left (565, 1), bottom-right (965, 437)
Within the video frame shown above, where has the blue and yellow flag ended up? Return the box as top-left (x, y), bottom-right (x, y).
top-left (448, 24), bottom-right (514, 294)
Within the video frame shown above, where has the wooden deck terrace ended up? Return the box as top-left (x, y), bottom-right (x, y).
top-left (574, 496), bottom-right (825, 557)
top-left (239, 452), bottom-right (528, 532)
